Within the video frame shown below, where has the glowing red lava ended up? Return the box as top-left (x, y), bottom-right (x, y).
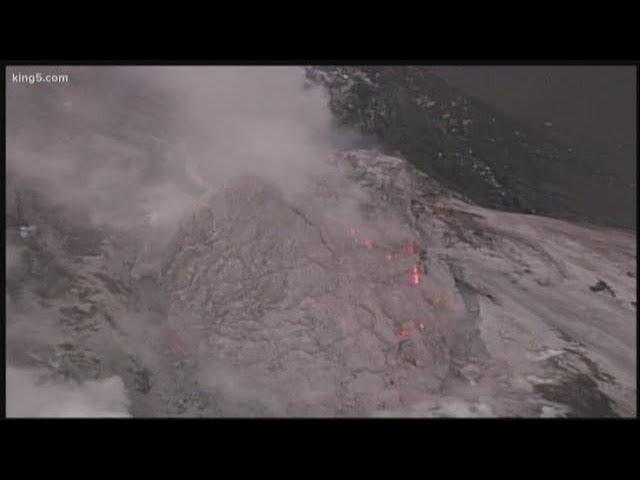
top-left (348, 227), bottom-right (377, 251)
top-left (406, 241), bottom-right (422, 256)
top-left (410, 264), bottom-right (421, 285)
top-left (400, 329), bottom-right (412, 339)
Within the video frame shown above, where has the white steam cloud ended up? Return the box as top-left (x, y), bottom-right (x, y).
top-left (6, 66), bottom-right (342, 231)
top-left (6, 367), bottom-right (131, 418)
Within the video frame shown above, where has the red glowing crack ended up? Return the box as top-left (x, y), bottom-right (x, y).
top-left (400, 329), bottom-right (412, 339)
top-left (406, 241), bottom-right (422, 256)
top-left (410, 263), bottom-right (421, 285)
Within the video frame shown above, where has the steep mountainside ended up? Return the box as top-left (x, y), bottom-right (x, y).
top-left (7, 150), bottom-right (636, 417)
top-left (306, 66), bottom-right (636, 231)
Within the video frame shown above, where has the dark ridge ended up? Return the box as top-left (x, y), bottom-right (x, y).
top-left (308, 66), bottom-right (636, 231)
top-left (534, 373), bottom-right (619, 418)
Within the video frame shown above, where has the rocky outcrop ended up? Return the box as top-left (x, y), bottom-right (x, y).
top-left (159, 173), bottom-right (461, 415)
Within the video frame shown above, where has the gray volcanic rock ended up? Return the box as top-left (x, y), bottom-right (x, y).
top-left (160, 173), bottom-right (461, 415)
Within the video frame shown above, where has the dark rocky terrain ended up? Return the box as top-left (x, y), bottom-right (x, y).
top-left (305, 66), bottom-right (636, 231)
